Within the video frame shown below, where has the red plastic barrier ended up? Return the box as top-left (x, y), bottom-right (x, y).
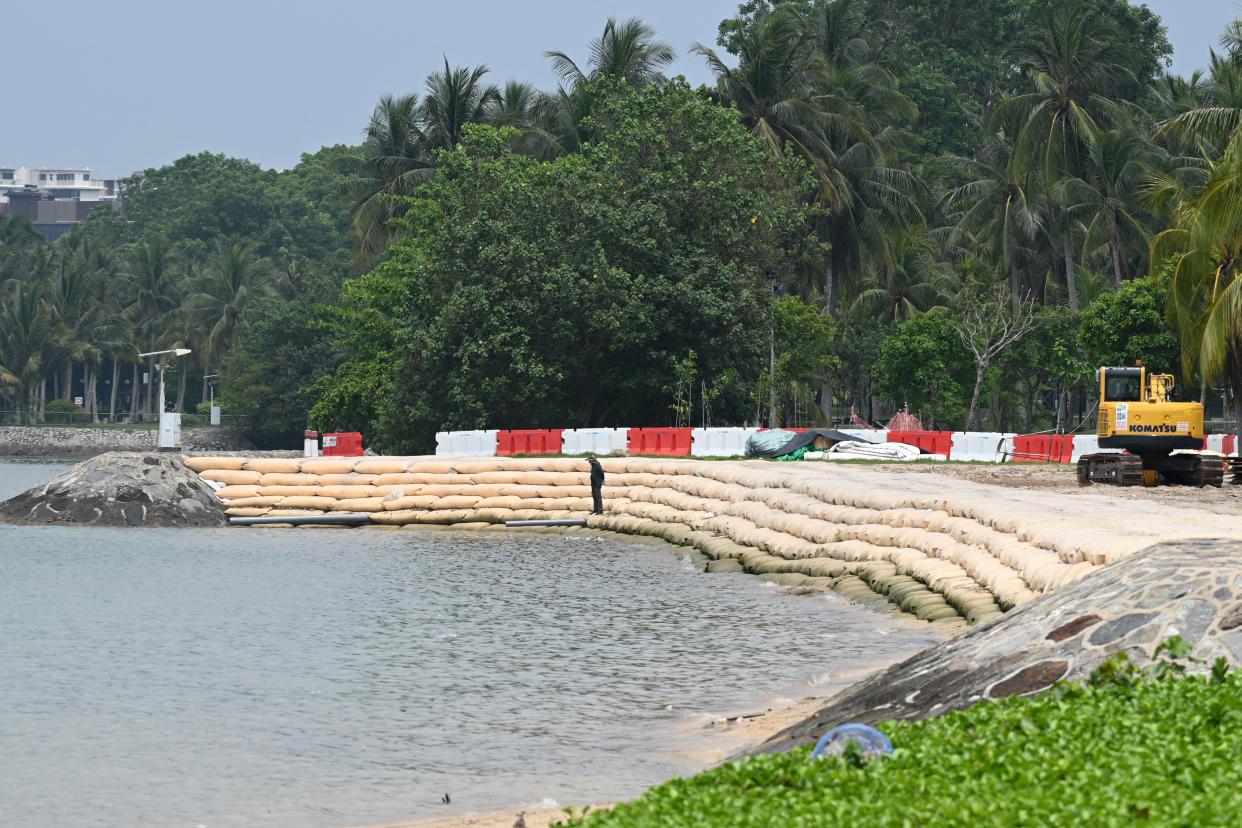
top-left (322, 432), bottom-right (364, 457)
top-left (1012, 434), bottom-right (1075, 463)
top-left (1225, 435), bottom-right (1238, 457)
top-left (497, 429), bottom-right (564, 456)
top-left (888, 430), bottom-right (953, 458)
top-left (627, 428), bottom-right (692, 456)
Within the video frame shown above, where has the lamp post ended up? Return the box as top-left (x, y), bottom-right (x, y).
top-left (138, 348), bottom-right (191, 449)
top-left (203, 373), bottom-right (219, 425)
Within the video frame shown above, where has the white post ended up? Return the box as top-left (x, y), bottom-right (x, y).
top-left (303, 429), bottom-right (320, 458)
top-left (157, 363), bottom-right (180, 450)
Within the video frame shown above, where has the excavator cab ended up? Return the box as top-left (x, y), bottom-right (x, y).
top-left (1080, 365), bottom-right (1223, 487)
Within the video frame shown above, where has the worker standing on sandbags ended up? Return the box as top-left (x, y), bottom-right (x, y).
top-left (588, 457), bottom-right (605, 515)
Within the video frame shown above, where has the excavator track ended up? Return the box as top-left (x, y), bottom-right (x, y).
top-left (1177, 455), bottom-right (1226, 487)
top-left (1078, 452), bottom-right (1225, 487)
top-left (1077, 453), bottom-right (1144, 487)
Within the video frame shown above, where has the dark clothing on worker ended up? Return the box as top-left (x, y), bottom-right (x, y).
top-left (588, 458), bottom-right (605, 514)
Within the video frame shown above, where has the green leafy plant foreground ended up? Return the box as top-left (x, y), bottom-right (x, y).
top-left (567, 666), bottom-right (1242, 827)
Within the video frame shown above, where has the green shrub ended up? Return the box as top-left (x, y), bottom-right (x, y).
top-left (181, 413), bottom-right (202, 427)
top-left (569, 656), bottom-right (1242, 827)
top-left (45, 399), bottom-right (84, 413)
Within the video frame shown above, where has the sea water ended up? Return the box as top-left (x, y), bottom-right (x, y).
top-left (0, 458), bottom-right (939, 826)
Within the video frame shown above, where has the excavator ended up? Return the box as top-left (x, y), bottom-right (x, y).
top-left (1077, 364), bottom-right (1226, 487)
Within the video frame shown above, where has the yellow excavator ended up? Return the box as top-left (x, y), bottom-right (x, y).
top-left (1077, 364), bottom-right (1225, 487)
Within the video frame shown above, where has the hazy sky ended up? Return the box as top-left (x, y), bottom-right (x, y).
top-left (6, 0), bottom-right (1241, 176)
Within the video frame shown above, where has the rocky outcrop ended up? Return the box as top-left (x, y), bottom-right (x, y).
top-left (753, 538), bottom-right (1242, 754)
top-left (0, 452), bottom-right (227, 527)
top-left (0, 426), bottom-right (253, 457)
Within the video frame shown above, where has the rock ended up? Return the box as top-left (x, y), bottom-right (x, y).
top-left (0, 452), bottom-right (227, 527)
top-left (752, 538), bottom-right (1242, 756)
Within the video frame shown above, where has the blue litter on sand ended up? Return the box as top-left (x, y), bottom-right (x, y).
top-left (810, 723), bottom-right (893, 760)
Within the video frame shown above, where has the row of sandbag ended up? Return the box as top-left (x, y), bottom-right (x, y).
top-left (186, 455), bottom-right (1090, 619)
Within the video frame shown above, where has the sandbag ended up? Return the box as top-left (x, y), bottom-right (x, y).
top-left (278, 496), bottom-right (338, 510)
top-left (317, 485), bottom-right (379, 500)
top-left (300, 458), bottom-right (359, 475)
top-left (199, 469), bottom-right (262, 485)
top-left (353, 459), bottom-right (413, 474)
top-left (316, 473), bottom-right (378, 486)
top-left (244, 458), bottom-right (303, 474)
top-left (215, 485), bottom-right (263, 500)
top-left (259, 473), bottom-right (321, 487)
top-left (254, 485), bottom-right (323, 498)
top-left (328, 497), bottom-right (386, 512)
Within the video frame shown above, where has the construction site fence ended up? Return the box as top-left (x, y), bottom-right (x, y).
top-left (433, 427), bottom-right (1242, 461)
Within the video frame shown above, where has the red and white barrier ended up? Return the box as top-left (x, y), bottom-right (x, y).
top-left (434, 428), bottom-right (1241, 463)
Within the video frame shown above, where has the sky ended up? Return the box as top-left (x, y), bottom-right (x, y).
top-left (5, 0), bottom-right (1241, 177)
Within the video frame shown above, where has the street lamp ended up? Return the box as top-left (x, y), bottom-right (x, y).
top-left (138, 348), bottom-right (192, 449)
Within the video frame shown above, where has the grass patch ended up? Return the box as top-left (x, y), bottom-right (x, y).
top-left (566, 650), bottom-right (1242, 827)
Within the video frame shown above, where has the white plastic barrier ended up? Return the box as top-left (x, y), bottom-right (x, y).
top-left (691, 427), bottom-right (760, 457)
top-left (1205, 434), bottom-right (1227, 455)
top-left (561, 427), bottom-right (629, 456)
top-left (1069, 434), bottom-right (1124, 462)
top-left (950, 432), bottom-right (1013, 463)
top-left (435, 430), bottom-right (499, 457)
top-left (837, 428), bottom-right (889, 444)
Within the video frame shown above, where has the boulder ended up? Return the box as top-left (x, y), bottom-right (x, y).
top-left (0, 452), bottom-right (227, 527)
top-left (752, 538), bottom-right (1242, 755)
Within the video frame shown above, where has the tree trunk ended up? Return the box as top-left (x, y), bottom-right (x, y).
top-left (1009, 265), bottom-right (1021, 315)
top-left (825, 258), bottom-right (837, 317)
top-left (819, 380), bottom-right (833, 427)
top-left (1110, 234), bottom-right (1123, 289)
top-left (1064, 234), bottom-right (1079, 314)
top-left (966, 360), bottom-right (988, 431)
top-left (109, 361), bottom-right (119, 423)
top-left (176, 367), bottom-right (188, 413)
top-left (130, 363), bottom-right (140, 420)
top-left (85, 366), bottom-right (95, 422)
top-left (64, 364), bottom-right (73, 402)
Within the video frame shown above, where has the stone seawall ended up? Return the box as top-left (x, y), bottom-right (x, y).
top-left (0, 426), bottom-right (253, 457)
top-left (187, 454), bottom-right (1242, 626)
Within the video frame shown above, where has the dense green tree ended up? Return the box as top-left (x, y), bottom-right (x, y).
top-left (876, 312), bottom-right (972, 429)
top-left (312, 81), bottom-right (820, 451)
top-left (1077, 276), bottom-right (1180, 374)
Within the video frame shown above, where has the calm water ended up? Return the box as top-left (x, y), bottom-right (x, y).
top-left (0, 459), bottom-right (939, 827)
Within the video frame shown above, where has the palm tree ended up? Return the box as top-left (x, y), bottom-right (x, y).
top-left (850, 228), bottom-right (957, 323)
top-left (1063, 124), bottom-right (1157, 288)
top-left (943, 132), bottom-right (1045, 312)
top-left (339, 93), bottom-right (433, 268)
top-left (695, 9), bottom-right (828, 169)
top-left (989, 0), bottom-right (1133, 184)
top-left (698, 2), bottom-right (920, 314)
top-left (421, 60), bottom-right (499, 151)
top-left (548, 17), bottom-right (674, 90)
top-left (1150, 131), bottom-right (1242, 444)
top-left (123, 237), bottom-right (181, 416)
top-left (186, 239), bottom-right (276, 371)
top-left (1158, 32), bottom-right (1242, 149)
top-left (486, 81), bottom-right (560, 158)
top-left (0, 280), bottom-right (54, 418)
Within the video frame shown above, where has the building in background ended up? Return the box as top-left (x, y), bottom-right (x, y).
top-left (0, 165), bottom-right (121, 240)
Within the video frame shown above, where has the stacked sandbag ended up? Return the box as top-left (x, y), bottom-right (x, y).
top-left (186, 453), bottom-right (1152, 626)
